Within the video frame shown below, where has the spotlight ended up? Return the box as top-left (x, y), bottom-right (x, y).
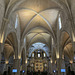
top-left (53, 70), bottom-right (56, 73)
top-left (22, 70), bottom-right (25, 73)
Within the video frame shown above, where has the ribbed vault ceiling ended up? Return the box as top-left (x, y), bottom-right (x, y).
top-left (61, 32), bottom-right (74, 61)
top-left (18, 9), bottom-right (58, 35)
top-left (3, 0), bottom-right (74, 61)
top-left (14, 0), bottom-right (60, 56)
top-left (16, 0), bottom-right (59, 50)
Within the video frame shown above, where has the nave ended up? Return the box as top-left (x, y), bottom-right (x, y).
top-left (0, 0), bottom-right (75, 75)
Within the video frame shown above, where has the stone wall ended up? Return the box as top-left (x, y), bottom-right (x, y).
top-left (71, 0), bottom-right (75, 25)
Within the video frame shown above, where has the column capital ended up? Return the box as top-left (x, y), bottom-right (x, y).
top-left (56, 57), bottom-right (62, 60)
top-left (13, 59), bottom-right (21, 61)
top-left (0, 43), bottom-right (4, 46)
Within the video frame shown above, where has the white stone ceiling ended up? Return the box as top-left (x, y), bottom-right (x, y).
top-left (3, 0), bottom-right (74, 60)
top-left (18, 9), bottom-right (58, 34)
top-left (16, 0), bottom-right (59, 49)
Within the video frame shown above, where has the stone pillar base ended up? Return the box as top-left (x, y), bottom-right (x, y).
top-left (57, 58), bottom-right (61, 75)
top-left (12, 59), bottom-right (20, 75)
top-left (22, 64), bottom-right (26, 75)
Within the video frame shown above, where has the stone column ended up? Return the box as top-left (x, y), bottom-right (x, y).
top-left (49, 61), bottom-right (53, 75)
top-left (5, 61), bottom-right (9, 75)
top-left (72, 42), bottom-right (75, 74)
top-left (22, 55), bottom-right (27, 75)
top-left (22, 50), bottom-right (26, 75)
top-left (0, 49), bottom-right (2, 62)
top-left (52, 62), bottom-right (56, 75)
top-left (73, 42), bottom-right (75, 60)
top-left (48, 60), bottom-right (50, 74)
top-left (22, 62), bottom-right (26, 75)
top-left (25, 51), bottom-right (27, 75)
top-left (56, 15), bottom-right (61, 75)
top-left (49, 60), bottom-right (53, 74)
top-left (25, 63), bottom-right (27, 75)
top-left (0, 43), bottom-right (3, 62)
top-left (73, 42), bottom-right (75, 56)
top-left (24, 37), bottom-right (27, 75)
top-left (12, 59), bottom-right (21, 75)
top-left (70, 63), bottom-right (75, 74)
top-left (61, 59), bottom-right (66, 75)
top-left (56, 58), bottom-right (61, 75)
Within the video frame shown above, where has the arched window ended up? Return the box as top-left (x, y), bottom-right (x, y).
top-left (44, 53), bottom-right (46, 57)
top-left (58, 14), bottom-right (62, 30)
top-left (38, 54), bottom-right (40, 57)
top-left (15, 15), bottom-right (18, 28)
top-left (32, 53), bottom-right (34, 57)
